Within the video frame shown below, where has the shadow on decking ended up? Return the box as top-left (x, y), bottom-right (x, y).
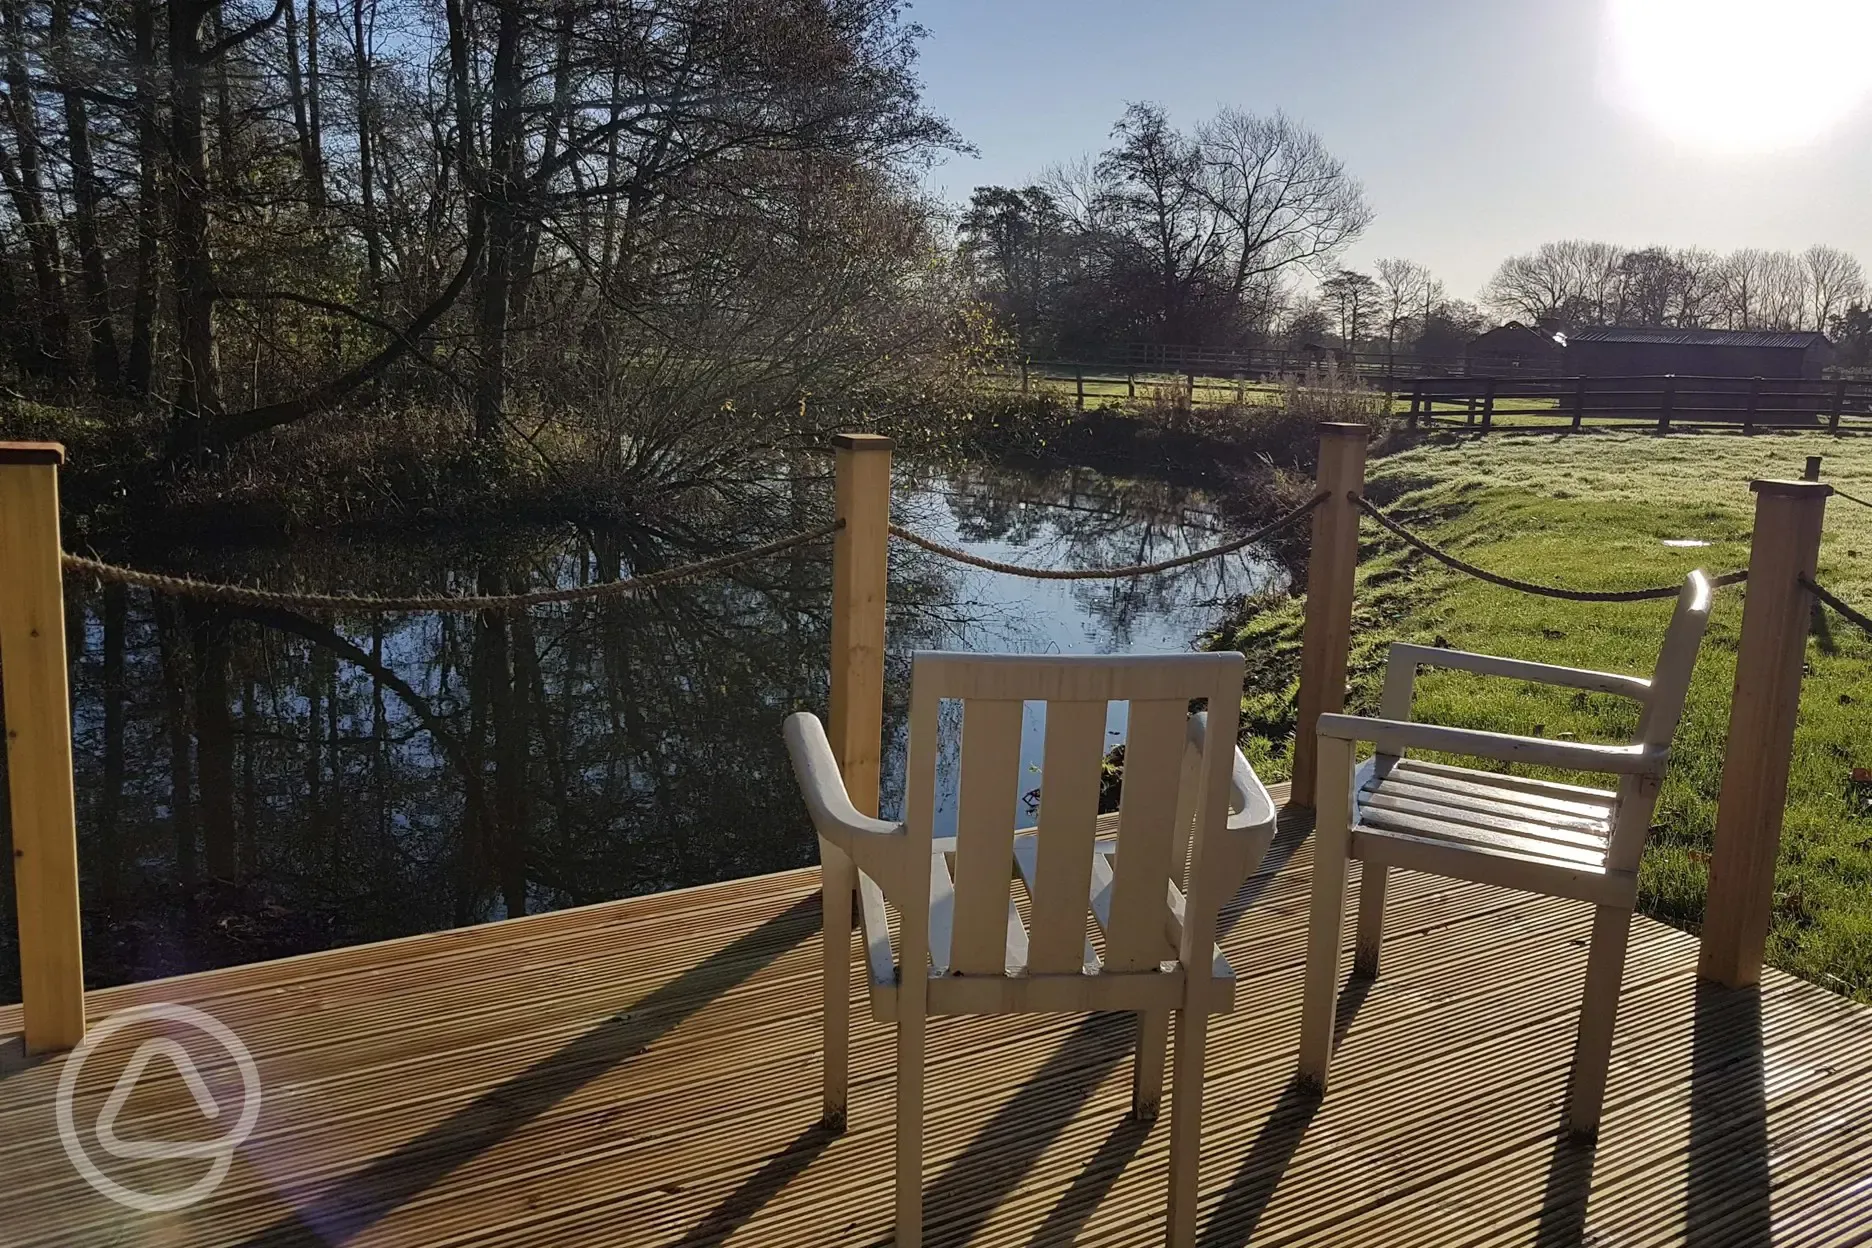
top-left (235, 894), bottom-right (822, 1248)
top-left (663, 805), bottom-right (1335, 1248)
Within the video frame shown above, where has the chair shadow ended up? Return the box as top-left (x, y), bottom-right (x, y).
top-left (921, 1011), bottom-right (1136, 1246)
top-left (1530, 1130), bottom-right (1596, 1246)
top-left (1685, 980), bottom-right (1770, 1245)
top-left (239, 893), bottom-right (821, 1247)
top-left (1027, 1113), bottom-right (1152, 1245)
top-left (667, 1121), bottom-right (841, 1248)
top-left (1200, 976), bottom-right (1369, 1248)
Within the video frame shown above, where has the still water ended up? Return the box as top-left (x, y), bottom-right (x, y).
top-left (0, 460), bottom-right (1283, 999)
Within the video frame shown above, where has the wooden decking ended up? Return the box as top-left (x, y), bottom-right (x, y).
top-left (4, 791), bottom-right (1870, 1247)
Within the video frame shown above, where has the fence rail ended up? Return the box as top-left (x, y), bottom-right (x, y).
top-left (1409, 374), bottom-right (1872, 435)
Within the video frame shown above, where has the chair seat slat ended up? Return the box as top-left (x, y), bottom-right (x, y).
top-left (1395, 758), bottom-right (1617, 811)
top-left (928, 852), bottom-right (955, 975)
top-left (1360, 785), bottom-right (1612, 848)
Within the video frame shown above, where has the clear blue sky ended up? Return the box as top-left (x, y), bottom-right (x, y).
top-left (909, 0), bottom-right (1872, 301)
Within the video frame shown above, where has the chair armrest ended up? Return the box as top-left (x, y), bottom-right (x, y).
top-left (1187, 711), bottom-right (1278, 834)
top-left (1316, 713), bottom-right (1667, 777)
top-left (782, 711), bottom-right (906, 860)
top-left (1388, 642), bottom-right (1652, 702)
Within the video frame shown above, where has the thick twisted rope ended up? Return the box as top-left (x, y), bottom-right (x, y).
top-left (1804, 575), bottom-right (1872, 637)
top-left (60, 521), bottom-right (842, 614)
top-left (887, 490), bottom-right (1328, 581)
top-left (1353, 494), bottom-right (1747, 602)
top-left (1833, 486), bottom-right (1872, 511)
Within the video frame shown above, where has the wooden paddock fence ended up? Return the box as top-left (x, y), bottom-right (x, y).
top-left (1409, 374), bottom-right (1872, 435)
top-left (0, 430), bottom-right (1865, 1058)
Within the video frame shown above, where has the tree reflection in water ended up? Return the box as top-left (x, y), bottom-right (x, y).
top-left (0, 461), bottom-right (1284, 998)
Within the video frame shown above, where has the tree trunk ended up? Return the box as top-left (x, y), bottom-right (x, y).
top-left (127, 0), bottom-right (161, 394)
top-left (50, 0), bottom-right (120, 390)
top-left (352, 0), bottom-right (382, 305)
top-left (1, 0), bottom-right (68, 377)
top-left (169, 0), bottom-right (222, 437)
top-left (470, 0), bottom-right (523, 444)
top-left (281, 0), bottom-right (324, 209)
top-left (306, 0), bottom-right (324, 195)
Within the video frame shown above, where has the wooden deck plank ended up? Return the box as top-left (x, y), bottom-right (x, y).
top-left (2, 793), bottom-right (1868, 1247)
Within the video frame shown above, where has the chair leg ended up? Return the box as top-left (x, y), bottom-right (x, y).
top-left (1354, 863), bottom-right (1387, 978)
top-left (1566, 904), bottom-right (1632, 1138)
top-left (1132, 1009), bottom-right (1169, 1122)
top-left (1298, 736), bottom-right (1354, 1092)
top-left (1166, 1008), bottom-right (1209, 1248)
top-left (819, 839), bottom-right (853, 1129)
top-left (896, 1011), bottom-right (926, 1248)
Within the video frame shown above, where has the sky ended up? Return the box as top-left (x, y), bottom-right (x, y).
top-left (907, 0), bottom-right (1872, 302)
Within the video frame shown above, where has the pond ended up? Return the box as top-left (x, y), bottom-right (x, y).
top-left (0, 458), bottom-right (1287, 1000)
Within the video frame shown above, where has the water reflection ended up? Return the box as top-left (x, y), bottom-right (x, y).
top-left (0, 460), bottom-right (1282, 998)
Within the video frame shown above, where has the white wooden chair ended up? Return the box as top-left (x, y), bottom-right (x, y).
top-left (1298, 571), bottom-right (1713, 1137)
top-left (786, 651), bottom-right (1278, 1248)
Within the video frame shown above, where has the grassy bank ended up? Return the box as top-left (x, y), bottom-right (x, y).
top-left (1211, 430), bottom-right (1872, 1000)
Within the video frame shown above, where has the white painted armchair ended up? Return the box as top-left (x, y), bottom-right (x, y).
top-left (786, 651), bottom-right (1277, 1248)
top-left (1298, 571), bottom-right (1713, 1137)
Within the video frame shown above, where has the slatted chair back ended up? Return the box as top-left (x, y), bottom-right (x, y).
top-left (1608, 570), bottom-right (1714, 869)
top-left (905, 651), bottom-right (1244, 980)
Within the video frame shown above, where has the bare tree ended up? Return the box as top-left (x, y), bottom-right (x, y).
top-left (1482, 240), bottom-right (1625, 329)
top-left (1194, 108), bottom-right (1371, 303)
top-left (1801, 244), bottom-right (1864, 333)
top-left (1374, 257), bottom-right (1438, 376)
top-left (1718, 248), bottom-right (1805, 330)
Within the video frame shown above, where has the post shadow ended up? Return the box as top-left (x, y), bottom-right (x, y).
top-left (1685, 979), bottom-right (1770, 1245)
top-left (667, 1121), bottom-right (841, 1248)
top-left (238, 893), bottom-right (820, 1247)
top-left (1200, 976), bottom-right (1368, 1248)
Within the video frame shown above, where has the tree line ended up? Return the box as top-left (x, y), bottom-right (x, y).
top-left (0, 0), bottom-right (959, 473)
top-left (958, 102), bottom-right (1872, 369)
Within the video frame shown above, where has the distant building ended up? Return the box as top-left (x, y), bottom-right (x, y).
top-left (1466, 322), bottom-right (1564, 374)
top-left (1565, 326), bottom-right (1833, 381)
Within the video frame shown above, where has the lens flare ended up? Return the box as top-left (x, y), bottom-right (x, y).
top-left (1607, 0), bottom-right (1872, 153)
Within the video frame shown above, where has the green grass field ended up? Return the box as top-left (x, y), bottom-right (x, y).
top-left (1214, 430), bottom-right (1872, 1000)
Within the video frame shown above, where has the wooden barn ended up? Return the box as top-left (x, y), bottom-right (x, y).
top-left (1565, 326), bottom-right (1833, 380)
top-left (1466, 321), bottom-right (1564, 374)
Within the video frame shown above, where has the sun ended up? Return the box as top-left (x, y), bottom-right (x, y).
top-left (1607, 0), bottom-right (1872, 153)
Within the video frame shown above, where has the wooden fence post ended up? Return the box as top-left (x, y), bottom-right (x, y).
top-left (1408, 380), bottom-right (1423, 430)
top-left (1020, 359), bottom-right (1030, 395)
top-left (1572, 376), bottom-right (1587, 432)
top-left (1480, 378), bottom-right (1497, 432)
top-left (0, 443), bottom-right (86, 1054)
top-left (1698, 479), bottom-right (1831, 988)
top-left (1743, 376), bottom-right (1761, 435)
top-left (1657, 376), bottom-right (1676, 435)
top-left (1804, 456), bottom-right (1822, 482)
top-left (1187, 369), bottom-right (1197, 403)
top-left (1829, 379), bottom-right (1845, 434)
top-left (1076, 368), bottom-right (1085, 411)
top-left (1292, 424), bottom-right (1369, 807)
top-left (823, 431), bottom-right (892, 1123)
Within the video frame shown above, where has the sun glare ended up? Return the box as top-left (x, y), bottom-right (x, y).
top-left (1607, 0), bottom-right (1872, 153)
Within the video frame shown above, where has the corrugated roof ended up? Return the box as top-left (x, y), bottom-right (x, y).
top-left (1569, 326), bottom-right (1830, 349)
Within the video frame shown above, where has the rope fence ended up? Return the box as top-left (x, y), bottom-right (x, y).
top-left (1352, 494), bottom-right (1748, 602)
top-left (887, 490), bottom-right (1328, 581)
top-left (1833, 486), bottom-right (1872, 511)
top-left (59, 521), bottom-right (842, 615)
top-left (1804, 576), bottom-right (1872, 637)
